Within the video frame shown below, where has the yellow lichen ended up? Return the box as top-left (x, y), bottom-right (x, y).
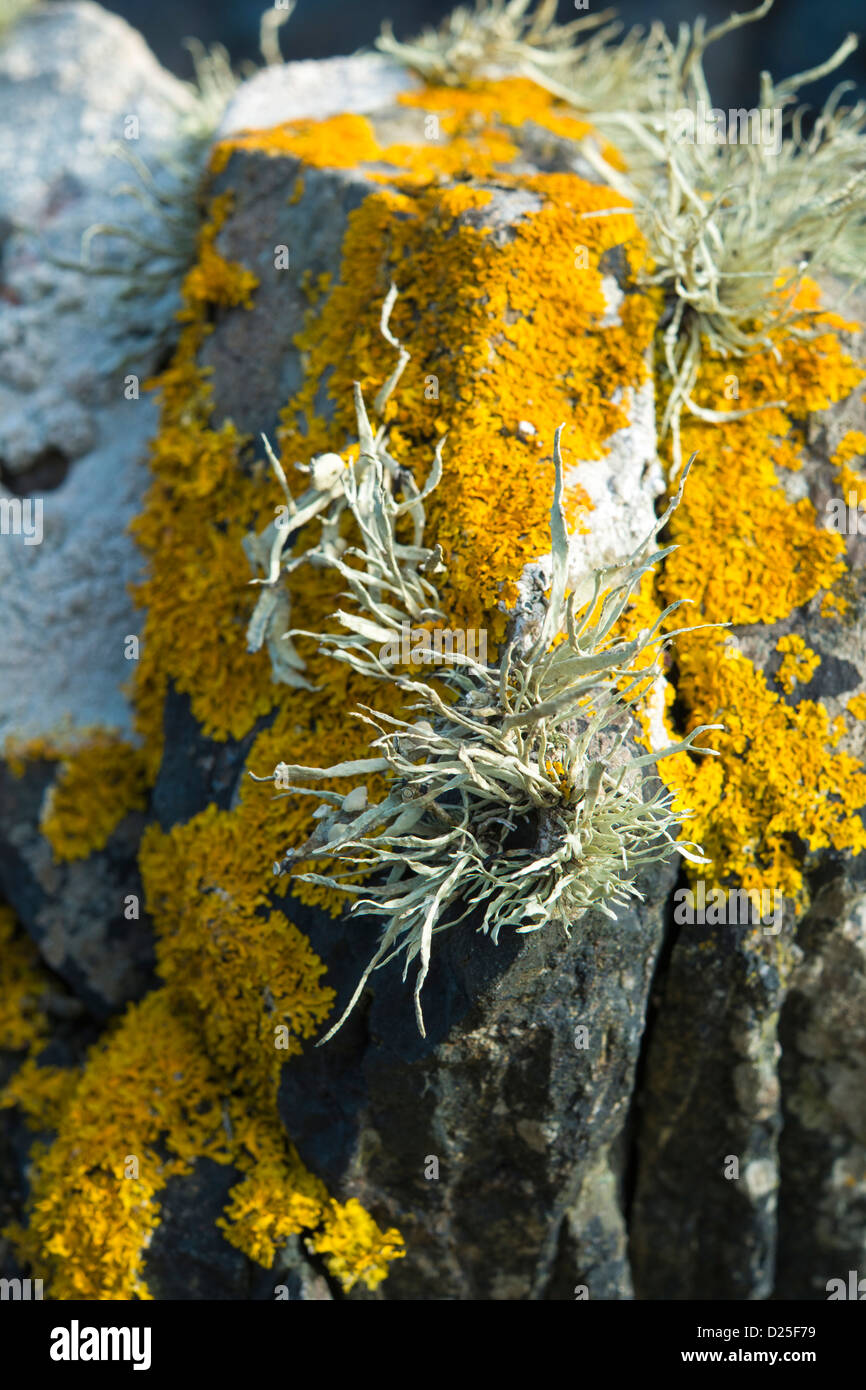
top-left (4, 77), bottom-right (690, 1298)
top-left (0, 1058), bottom-right (75, 1132)
top-left (833, 428), bottom-right (866, 507)
top-left (308, 1198), bottom-right (406, 1292)
top-left (618, 289), bottom-right (866, 903)
top-left (775, 634), bottom-right (821, 695)
top-left (847, 694), bottom-right (866, 721)
top-left (0, 906), bottom-right (48, 1054)
top-left (39, 732), bottom-right (149, 862)
top-left (139, 806), bottom-right (335, 1087)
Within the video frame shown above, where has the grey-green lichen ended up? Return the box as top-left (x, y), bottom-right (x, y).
top-left (252, 309), bottom-right (722, 1039)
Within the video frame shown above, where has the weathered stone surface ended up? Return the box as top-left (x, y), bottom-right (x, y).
top-left (218, 53), bottom-right (418, 140)
top-left (279, 855), bottom-right (676, 1300)
top-left (775, 878), bottom-right (866, 1298)
top-left (630, 909), bottom-right (796, 1300)
top-left (0, 1), bottom-right (194, 744)
top-left (627, 286), bottom-right (866, 1302)
top-left (0, 758), bottom-right (157, 1015)
top-left (130, 90), bottom-right (680, 1301)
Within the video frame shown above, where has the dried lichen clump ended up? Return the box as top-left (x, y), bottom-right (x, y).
top-left (608, 5), bottom-right (866, 473)
top-left (377, 0), bottom-right (666, 112)
top-left (256, 369), bottom-right (719, 1038)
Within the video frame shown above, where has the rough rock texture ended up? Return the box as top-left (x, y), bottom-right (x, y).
top-left (0, 758), bottom-right (156, 1015)
top-left (0, 1), bottom-right (194, 743)
top-left (628, 295), bottom-right (866, 1301)
top-left (277, 856), bottom-right (677, 1300)
top-left (218, 53), bottom-right (420, 140)
top-left (181, 103), bottom-right (866, 1300)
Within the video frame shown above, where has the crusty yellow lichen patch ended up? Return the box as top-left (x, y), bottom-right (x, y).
top-left (847, 693), bottom-right (866, 721)
top-left (212, 79), bottom-right (652, 631)
top-left (833, 428), bottom-right (866, 506)
top-left (263, 181), bottom-right (654, 633)
top-left (212, 112), bottom-right (383, 173)
top-left (214, 76), bottom-right (620, 188)
top-left (620, 288), bottom-right (866, 902)
top-left (0, 906), bottom-right (48, 1054)
top-left (130, 192), bottom-right (268, 766)
top-left (139, 806), bottom-right (335, 1086)
top-left (5, 986), bottom-right (403, 1299)
top-left (0, 1057), bottom-right (74, 1132)
top-left (775, 634), bottom-right (821, 695)
top-left (0, 905), bottom-right (79, 1134)
top-left (216, 1116), bottom-right (404, 1290)
top-left (39, 732), bottom-right (149, 862)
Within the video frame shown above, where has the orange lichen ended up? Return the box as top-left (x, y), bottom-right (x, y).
top-left (129, 193), bottom-right (268, 766)
top-left (0, 1058), bottom-right (75, 1132)
top-left (269, 175), bottom-right (654, 632)
top-left (307, 1198), bottom-right (406, 1292)
top-left (775, 634), bottom-right (821, 695)
top-left (833, 429), bottom-right (866, 507)
top-left (216, 1114), bottom-right (405, 1289)
top-left (139, 806), bottom-right (335, 1087)
top-left (5, 989), bottom-right (231, 1299)
top-left (39, 732), bottom-right (149, 862)
top-left (0, 906), bottom-right (48, 1054)
top-left (5, 984), bottom-right (403, 1299)
top-left (212, 113), bottom-right (383, 173)
top-left (619, 293), bottom-right (866, 902)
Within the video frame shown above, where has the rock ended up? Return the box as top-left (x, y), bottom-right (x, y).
top-left (0, 757), bottom-right (157, 1015)
top-left (5, 15), bottom-right (866, 1305)
top-left (137, 73), bottom-right (681, 1300)
top-left (218, 53), bottom-right (419, 139)
top-left (279, 856), bottom-right (677, 1299)
top-left (0, 1), bottom-right (196, 744)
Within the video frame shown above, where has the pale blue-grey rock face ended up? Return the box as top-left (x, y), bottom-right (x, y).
top-left (217, 52), bottom-right (419, 138)
top-left (0, 1), bottom-right (195, 743)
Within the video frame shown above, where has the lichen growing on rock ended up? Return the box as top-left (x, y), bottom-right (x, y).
top-left (6, 0), bottom-right (866, 1302)
top-left (39, 732), bottom-right (149, 863)
top-left (616, 286), bottom-right (866, 903)
top-left (255, 367), bottom-right (719, 1036)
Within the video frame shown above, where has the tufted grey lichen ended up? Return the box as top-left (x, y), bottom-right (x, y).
top-left (252, 325), bottom-right (723, 1041)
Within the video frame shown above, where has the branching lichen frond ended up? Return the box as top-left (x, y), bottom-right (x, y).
top-left (378, 0), bottom-right (614, 84)
top-left (259, 1), bottom-right (297, 68)
top-left (252, 370), bottom-right (723, 1038)
top-left (377, 0), bottom-right (669, 112)
top-left (576, 2), bottom-right (866, 473)
top-left (243, 284), bottom-right (440, 688)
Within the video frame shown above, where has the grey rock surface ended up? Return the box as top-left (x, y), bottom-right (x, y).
top-left (0, 1), bottom-right (195, 744)
top-left (0, 757), bottom-right (157, 1015)
top-left (218, 53), bottom-right (419, 139)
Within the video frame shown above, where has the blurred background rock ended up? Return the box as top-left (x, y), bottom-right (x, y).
top-left (97, 1), bottom-right (865, 110)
